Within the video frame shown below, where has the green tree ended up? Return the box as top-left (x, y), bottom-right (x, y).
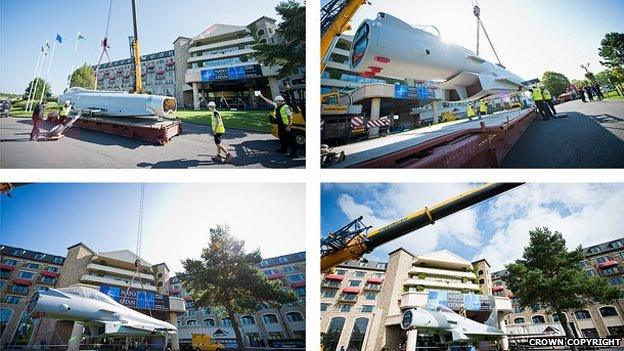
top-left (584, 72), bottom-right (596, 83)
top-left (24, 78), bottom-right (51, 102)
top-left (252, 0), bottom-right (305, 76)
top-left (69, 64), bottom-right (96, 89)
top-left (598, 32), bottom-right (624, 68)
top-left (541, 71), bottom-right (570, 96)
top-left (180, 225), bottom-right (297, 351)
top-left (504, 228), bottom-right (621, 348)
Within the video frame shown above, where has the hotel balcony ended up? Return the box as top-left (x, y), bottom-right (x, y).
top-left (9, 286), bottom-right (30, 295)
top-left (408, 266), bottom-right (477, 280)
top-left (187, 48), bottom-right (256, 64)
top-left (321, 280), bottom-right (341, 289)
top-left (0, 264), bottom-right (16, 271)
top-left (188, 37), bottom-right (255, 55)
top-left (337, 288), bottom-right (360, 303)
top-left (80, 274), bottom-right (157, 292)
top-left (598, 260), bottom-right (619, 269)
top-left (331, 47), bottom-right (350, 58)
top-left (403, 278), bottom-right (481, 292)
top-left (363, 283), bottom-right (382, 291)
top-left (86, 263), bottom-right (155, 282)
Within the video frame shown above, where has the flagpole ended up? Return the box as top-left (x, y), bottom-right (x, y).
top-left (39, 39), bottom-right (58, 105)
top-left (28, 47), bottom-right (48, 112)
top-left (68, 33), bottom-right (81, 89)
top-left (25, 49), bottom-right (43, 112)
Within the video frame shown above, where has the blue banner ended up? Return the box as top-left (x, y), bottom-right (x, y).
top-left (100, 285), bottom-right (169, 311)
top-left (394, 83), bottom-right (436, 100)
top-left (427, 290), bottom-right (495, 311)
top-left (200, 64), bottom-right (263, 82)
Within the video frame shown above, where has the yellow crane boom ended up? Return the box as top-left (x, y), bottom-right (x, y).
top-left (321, 0), bottom-right (368, 73)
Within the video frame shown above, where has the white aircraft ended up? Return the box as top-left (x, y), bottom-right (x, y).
top-left (58, 87), bottom-right (177, 118)
top-left (401, 305), bottom-right (504, 342)
top-left (350, 13), bottom-right (527, 102)
top-left (27, 286), bottom-right (177, 337)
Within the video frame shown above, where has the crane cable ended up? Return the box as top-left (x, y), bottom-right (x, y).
top-left (470, 0), bottom-right (504, 67)
top-left (93, 0), bottom-right (123, 91)
top-left (121, 183), bottom-right (153, 317)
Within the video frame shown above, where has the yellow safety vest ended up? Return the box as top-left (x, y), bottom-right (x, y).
top-left (479, 101), bottom-right (488, 113)
top-left (60, 106), bottom-right (71, 117)
top-left (467, 106), bottom-right (476, 117)
top-left (211, 111), bottom-right (225, 134)
top-left (275, 104), bottom-right (291, 125)
top-left (543, 89), bottom-right (552, 100)
top-left (532, 87), bottom-right (544, 101)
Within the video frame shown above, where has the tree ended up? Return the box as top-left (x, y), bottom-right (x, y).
top-left (24, 77), bottom-right (51, 102)
top-left (598, 32), bottom-right (624, 68)
top-left (252, 0), bottom-right (305, 76)
top-left (180, 225), bottom-right (297, 351)
top-left (541, 71), bottom-right (570, 96)
top-left (584, 72), bottom-right (596, 83)
top-left (504, 228), bottom-right (621, 349)
top-left (69, 64), bottom-right (96, 89)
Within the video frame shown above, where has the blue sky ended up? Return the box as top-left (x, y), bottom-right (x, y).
top-left (321, 183), bottom-right (624, 271)
top-left (324, 0), bottom-right (624, 83)
top-left (0, 0), bottom-right (289, 95)
top-left (1, 183), bottom-right (305, 272)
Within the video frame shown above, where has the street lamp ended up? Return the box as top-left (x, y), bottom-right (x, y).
top-left (580, 63), bottom-right (591, 74)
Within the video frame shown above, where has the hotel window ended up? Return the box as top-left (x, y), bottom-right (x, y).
top-left (355, 271), bottom-right (365, 277)
top-left (336, 269), bottom-right (346, 276)
top-left (608, 326), bottom-right (624, 337)
top-left (325, 317), bottom-right (346, 351)
top-left (283, 266), bottom-right (296, 273)
top-left (575, 310), bottom-right (591, 319)
top-left (286, 312), bottom-right (304, 322)
top-left (41, 276), bottom-right (56, 284)
top-left (0, 308), bottom-right (13, 334)
top-left (587, 246), bottom-right (601, 254)
top-left (514, 318), bottom-right (525, 324)
top-left (294, 287), bottom-right (305, 297)
top-left (340, 293), bottom-right (357, 301)
top-left (339, 304), bottom-right (351, 312)
top-left (288, 274), bottom-right (304, 282)
top-left (586, 269), bottom-right (596, 276)
top-left (278, 257), bottom-right (288, 264)
top-left (241, 315), bottom-right (255, 325)
top-left (347, 317), bottom-right (369, 351)
top-left (25, 263), bottom-right (39, 270)
top-left (349, 280), bottom-right (361, 287)
top-left (513, 306), bottom-right (523, 313)
top-left (186, 309), bottom-right (196, 316)
top-left (257, 29), bottom-right (265, 37)
top-left (372, 273), bottom-right (382, 278)
top-left (187, 320), bottom-right (197, 326)
top-left (36, 286), bottom-right (48, 293)
top-left (599, 306), bottom-right (618, 317)
top-left (0, 281), bottom-right (4, 290)
top-left (221, 318), bottom-right (232, 326)
top-left (582, 328), bottom-right (599, 338)
top-left (2, 259), bottom-right (18, 266)
top-left (262, 314), bottom-right (279, 324)
top-left (12, 249), bottom-right (25, 256)
top-left (610, 276), bottom-right (624, 285)
top-left (46, 266), bottom-right (59, 273)
top-left (596, 256), bottom-right (610, 264)
top-left (361, 305), bottom-right (374, 313)
top-left (10, 284), bottom-right (28, 293)
top-left (479, 279), bottom-right (485, 284)
top-left (53, 257), bottom-right (63, 264)
top-left (321, 303), bottom-right (330, 311)
top-left (365, 292), bottom-right (377, 300)
top-left (322, 290), bottom-right (337, 298)
top-left (17, 271), bottom-right (35, 280)
top-left (531, 315), bottom-right (545, 324)
top-left (4, 296), bottom-right (20, 304)
top-left (603, 266), bottom-right (620, 275)
top-left (376, 263), bottom-right (386, 269)
top-left (478, 270), bottom-right (484, 276)
top-left (268, 332), bottom-right (284, 340)
top-left (203, 318), bottom-right (215, 326)
top-left (611, 240), bottom-right (624, 249)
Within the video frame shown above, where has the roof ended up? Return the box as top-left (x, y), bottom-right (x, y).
top-left (258, 251), bottom-right (306, 268)
top-left (191, 23), bottom-right (248, 43)
top-left (415, 250), bottom-right (472, 268)
top-left (67, 242), bottom-right (96, 255)
top-left (97, 250), bottom-right (152, 267)
top-left (338, 259), bottom-right (387, 271)
top-left (583, 238), bottom-right (624, 256)
top-left (0, 244), bottom-right (65, 265)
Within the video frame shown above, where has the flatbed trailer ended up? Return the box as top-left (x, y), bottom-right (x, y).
top-left (47, 113), bottom-right (182, 145)
top-left (325, 107), bottom-right (536, 168)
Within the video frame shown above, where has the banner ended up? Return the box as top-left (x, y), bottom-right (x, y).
top-left (100, 285), bottom-right (170, 311)
top-left (427, 290), bottom-right (495, 311)
top-left (201, 64), bottom-right (263, 82)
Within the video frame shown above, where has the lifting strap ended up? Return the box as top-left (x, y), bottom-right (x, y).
top-left (93, 0), bottom-right (123, 91)
top-left (470, 0), bottom-right (504, 67)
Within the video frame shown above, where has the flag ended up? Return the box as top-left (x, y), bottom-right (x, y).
top-left (55, 34), bottom-right (63, 44)
top-left (44, 41), bottom-right (51, 54)
top-left (77, 32), bottom-right (85, 41)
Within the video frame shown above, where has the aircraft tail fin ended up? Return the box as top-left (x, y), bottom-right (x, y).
top-left (485, 308), bottom-right (499, 328)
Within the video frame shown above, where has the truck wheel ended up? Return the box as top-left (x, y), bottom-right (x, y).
top-left (294, 130), bottom-right (305, 146)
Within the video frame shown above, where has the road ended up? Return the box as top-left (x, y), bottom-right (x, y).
top-left (502, 99), bottom-right (624, 168)
top-left (0, 117), bottom-right (305, 168)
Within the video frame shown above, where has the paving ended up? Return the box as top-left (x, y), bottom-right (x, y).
top-left (0, 117), bottom-right (304, 169)
top-left (502, 99), bottom-right (624, 168)
top-left (328, 108), bottom-right (532, 168)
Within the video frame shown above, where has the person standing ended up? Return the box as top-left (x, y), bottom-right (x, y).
top-left (479, 99), bottom-right (488, 118)
top-left (542, 86), bottom-right (557, 117)
top-left (59, 100), bottom-right (72, 120)
top-left (208, 101), bottom-right (233, 162)
top-left (531, 86), bottom-right (550, 120)
top-left (30, 103), bottom-right (45, 140)
top-left (585, 86), bottom-right (594, 101)
top-left (593, 83), bottom-right (604, 100)
top-left (259, 93), bottom-right (297, 157)
top-left (466, 103), bottom-right (476, 121)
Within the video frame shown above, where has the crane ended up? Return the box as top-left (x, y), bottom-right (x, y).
top-left (130, 0), bottom-right (143, 93)
top-left (321, 0), bottom-right (369, 73)
top-left (321, 183), bottom-right (523, 272)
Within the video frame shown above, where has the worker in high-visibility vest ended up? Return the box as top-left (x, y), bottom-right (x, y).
top-left (59, 100), bottom-right (72, 120)
top-left (531, 85), bottom-right (551, 120)
top-left (259, 93), bottom-right (297, 158)
top-left (466, 104), bottom-right (476, 121)
top-left (479, 100), bottom-right (488, 118)
top-left (541, 86), bottom-right (557, 117)
top-left (208, 101), bottom-right (233, 162)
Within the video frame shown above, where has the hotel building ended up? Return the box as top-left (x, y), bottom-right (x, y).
top-left (172, 251), bottom-right (306, 348)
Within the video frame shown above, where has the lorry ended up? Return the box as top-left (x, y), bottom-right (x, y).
top-left (191, 334), bottom-right (225, 351)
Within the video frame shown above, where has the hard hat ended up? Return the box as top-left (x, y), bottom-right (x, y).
top-left (274, 95), bottom-right (285, 102)
top-left (64, 100), bottom-right (71, 105)
top-left (207, 101), bottom-right (216, 107)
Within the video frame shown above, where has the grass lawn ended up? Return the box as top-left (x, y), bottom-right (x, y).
top-left (604, 90), bottom-right (624, 101)
top-left (175, 109), bottom-right (271, 133)
top-left (10, 101), bottom-right (60, 118)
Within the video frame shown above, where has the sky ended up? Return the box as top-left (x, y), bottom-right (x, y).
top-left (326, 0), bottom-right (624, 83)
top-left (321, 183), bottom-right (624, 271)
top-left (0, 0), bottom-right (288, 95)
top-left (0, 183), bottom-right (306, 272)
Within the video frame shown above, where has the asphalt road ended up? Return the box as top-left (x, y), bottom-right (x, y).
top-left (502, 99), bottom-right (624, 168)
top-left (0, 117), bottom-right (305, 168)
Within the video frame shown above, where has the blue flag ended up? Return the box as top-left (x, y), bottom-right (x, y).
top-left (55, 34), bottom-right (63, 43)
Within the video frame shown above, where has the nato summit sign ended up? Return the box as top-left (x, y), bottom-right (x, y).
top-left (100, 285), bottom-right (170, 311)
top-left (427, 290), bottom-right (495, 311)
top-left (201, 64), bottom-right (263, 82)
top-left (394, 82), bottom-right (436, 100)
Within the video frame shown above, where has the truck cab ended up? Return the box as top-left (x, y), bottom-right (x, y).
top-left (191, 334), bottom-right (225, 351)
